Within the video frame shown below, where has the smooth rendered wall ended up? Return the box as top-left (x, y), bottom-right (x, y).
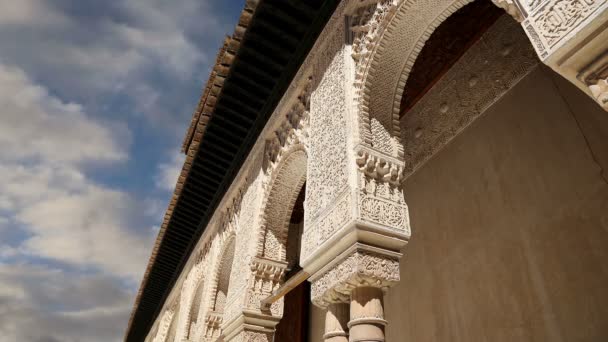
top-left (385, 66), bottom-right (608, 341)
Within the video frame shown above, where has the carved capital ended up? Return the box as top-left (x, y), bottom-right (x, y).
top-left (492, 0), bottom-right (525, 22)
top-left (245, 258), bottom-right (287, 316)
top-left (310, 244), bottom-right (401, 308)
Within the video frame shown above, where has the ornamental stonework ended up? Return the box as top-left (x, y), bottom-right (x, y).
top-left (306, 26), bottom-right (349, 223)
top-left (522, 0), bottom-right (607, 58)
top-left (311, 246), bottom-right (401, 307)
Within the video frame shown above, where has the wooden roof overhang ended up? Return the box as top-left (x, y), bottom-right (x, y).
top-left (125, 0), bottom-right (340, 341)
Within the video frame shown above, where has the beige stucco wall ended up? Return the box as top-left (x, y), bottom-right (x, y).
top-left (309, 66), bottom-right (608, 341)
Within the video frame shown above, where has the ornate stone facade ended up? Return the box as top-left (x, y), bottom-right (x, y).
top-left (143, 0), bottom-right (607, 341)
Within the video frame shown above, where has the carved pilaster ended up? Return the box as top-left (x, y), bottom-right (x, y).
top-left (245, 257), bottom-right (287, 316)
top-left (220, 258), bottom-right (286, 342)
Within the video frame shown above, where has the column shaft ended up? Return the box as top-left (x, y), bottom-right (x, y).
top-left (348, 287), bottom-right (386, 342)
top-left (324, 303), bottom-right (349, 342)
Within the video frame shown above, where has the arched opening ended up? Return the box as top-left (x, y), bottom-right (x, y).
top-left (205, 237), bottom-right (235, 339)
top-left (213, 238), bottom-right (235, 314)
top-left (257, 146), bottom-right (310, 341)
top-left (399, 0), bottom-right (503, 114)
top-left (275, 184), bottom-right (310, 342)
top-left (186, 279), bottom-right (204, 339)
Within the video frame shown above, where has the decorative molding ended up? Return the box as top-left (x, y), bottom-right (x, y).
top-left (349, 0), bottom-right (401, 154)
top-left (310, 244), bottom-right (401, 308)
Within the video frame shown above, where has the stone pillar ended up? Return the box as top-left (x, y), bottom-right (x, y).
top-left (324, 303), bottom-right (350, 342)
top-left (348, 287), bottom-right (386, 342)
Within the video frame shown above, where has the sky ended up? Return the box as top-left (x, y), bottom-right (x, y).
top-left (0, 0), bottom-right (243, 340)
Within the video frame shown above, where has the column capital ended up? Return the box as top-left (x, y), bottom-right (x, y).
top-left (310, 243), bottom-right (401, 308)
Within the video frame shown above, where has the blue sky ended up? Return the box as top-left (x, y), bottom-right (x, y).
top-left (0, 0), bottom-right (243, 340)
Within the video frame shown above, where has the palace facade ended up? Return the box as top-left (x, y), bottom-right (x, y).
top-left (126, 0), bottom-right (608, 341)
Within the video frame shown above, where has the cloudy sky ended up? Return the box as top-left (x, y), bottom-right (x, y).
top-left (0, 0), bottom-right (242, 340)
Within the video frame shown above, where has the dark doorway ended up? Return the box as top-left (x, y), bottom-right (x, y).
top-left (274, 185), bottom-right (310, 342)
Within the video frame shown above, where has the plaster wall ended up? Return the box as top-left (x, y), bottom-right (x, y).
top-left (309, 66), bottom-right (608, 341)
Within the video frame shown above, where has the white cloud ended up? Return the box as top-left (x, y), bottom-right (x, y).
top-left (0, 63), bottom-right (153, 280)
top-left (0, 64), bottom-right (129, 164)
top-left (156, 153), bottom-right (186, 192)
top-left (0, 263), bottom-right (134, 342)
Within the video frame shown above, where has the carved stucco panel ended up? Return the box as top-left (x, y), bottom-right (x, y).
top-left (522, 0), bottom-right (607, 59)
top-left (306, 27), bottom-right (349, 224)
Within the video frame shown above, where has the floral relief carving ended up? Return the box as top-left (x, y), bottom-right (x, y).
top-left (311, 248), bottom-right (400, 307)
top-left (306, 26), bottom-right (349, 223)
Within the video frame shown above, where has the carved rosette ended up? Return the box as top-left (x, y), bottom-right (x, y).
top-left (310, 244), bottom-right (401, 308)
